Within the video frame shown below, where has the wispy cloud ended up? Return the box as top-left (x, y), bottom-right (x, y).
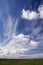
top-left (1, 15), bottom-right (19, 45)
top-left (31, 26), bottom-right (41, 36)
top-left (38, 4), bottom-right (43, 19)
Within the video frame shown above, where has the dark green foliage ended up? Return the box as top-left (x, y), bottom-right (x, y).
top-left (0, 59), bottom-right (43, 65)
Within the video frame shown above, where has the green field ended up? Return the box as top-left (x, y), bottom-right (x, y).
top-left (0, 59), bottom-right (43, 65)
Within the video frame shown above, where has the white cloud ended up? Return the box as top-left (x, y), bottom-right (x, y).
top-left (0, 34), bottom-right (39, 59)
top-left (21, 9), bottom-right (39, 20)
top-left (21, 4), bottom-right (43, 20)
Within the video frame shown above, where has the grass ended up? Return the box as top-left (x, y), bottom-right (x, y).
top-left (0, 59), bottom-right (43, 65)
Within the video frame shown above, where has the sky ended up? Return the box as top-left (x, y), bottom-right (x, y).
top-left (0, 0), bottom-right (43, 59)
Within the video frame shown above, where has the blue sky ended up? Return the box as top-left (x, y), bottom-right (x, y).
top-left (0, 0), bottom-right (43, 59)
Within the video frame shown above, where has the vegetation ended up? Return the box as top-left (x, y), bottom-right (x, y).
top-left (0, 59), bottom-right (43, 65)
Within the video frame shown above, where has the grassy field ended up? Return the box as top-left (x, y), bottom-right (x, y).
top-left (0, 59), bottom-right (43, 65)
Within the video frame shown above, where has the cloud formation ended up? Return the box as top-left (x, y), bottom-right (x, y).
top-left (0, 34), bottom-right (39, 59)
top-left (0, 14), bottom-right (19, 45)
top-left (21, 9), bottom-right (39, 20)
top-left (0, 1), bottom-right (43, 59)
top-left (21, 4), bottom-right (43, 42)
top-left (21, 4), bottom-right (43, 20)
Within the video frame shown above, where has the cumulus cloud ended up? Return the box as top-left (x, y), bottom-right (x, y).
top-left (21, 4), bottom-right (43, 20)
top-left (21, 9), bottom-right (39, 20)
top-left (0, 34), bottom-right (39, 59)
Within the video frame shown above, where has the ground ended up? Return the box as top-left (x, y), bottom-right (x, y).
top-left (0, 59), bottom-right (43, 65)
